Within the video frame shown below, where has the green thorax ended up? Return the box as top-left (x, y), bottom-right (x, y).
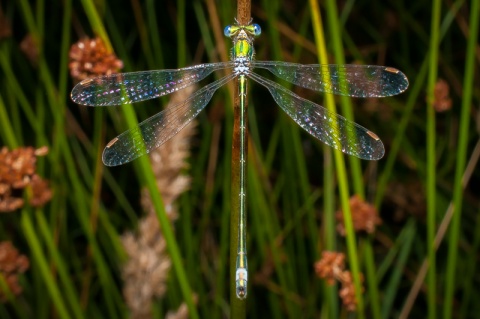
top-left (224, 23), bottom-right (261, 62)
top-left (233, 30), bottom-right (254, 60)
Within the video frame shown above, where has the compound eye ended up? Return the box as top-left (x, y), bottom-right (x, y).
top-left (252, 24), bottom-right (261, 36)
top-left (224, 25), bottom-right (232, 37)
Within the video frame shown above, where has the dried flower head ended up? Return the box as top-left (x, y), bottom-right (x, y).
top-left (432, 78), bottom-right (452, 112)
top-left (0, 146), bottom-right (51, 212)
top-left (0, 241), bottom-right (29, 302)
top-left (314, 251), bottom-right (345, 285)
top-left (122, 213), bottom-right (173, 319)
top-left (121, 86), bottom-right (196, 319)
top-left (338, 271), bottom-right (363, 312)
top-left (20, 34), bottom-right (39, 65)
top-left (29, 174), bottom-right (53, 207)
top-left (0, 7), bottom-right (11, 40)
top-left (69, 37), bottom-right (123, 83)
top-left (314, 251), bottom-right (363, 312)
top-left (335, 195), bottom-right (382, 236)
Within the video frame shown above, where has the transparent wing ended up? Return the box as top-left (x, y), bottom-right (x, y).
top-left (251, 61), bottom-right (408, 98)
top-left (248, 72), bottom-right (384, 160)
top-left (71, 62), bottom-right (234, 106)
top-left (103, 73), bottom-right (236, 166)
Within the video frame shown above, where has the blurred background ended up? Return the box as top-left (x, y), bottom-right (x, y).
top-left (0, 0), bottom-right (479, 318)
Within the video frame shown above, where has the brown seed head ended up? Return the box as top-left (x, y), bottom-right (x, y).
top-left (0, 146), bottom-right (51, 212)
top-left (20, 34), bottom-right (39, 65)
top-left (69, 37), bottom-right (123, 83)
top-left (314, 251), bottom-right (345, 285)
top-left (336, 195), bottom-right (382, 236)
top-left (0, 241), bottom-right (29, 302)
top-left (338, 271), bottom-right (363, 312)
top-left (29, 174), bottom-right (53, 207)
top-left (314, 251), bottom-right (364, 312)
top-left (432, 78), bottom-right (452, 112)
top-left (0, 7), bottom-right (11, 40)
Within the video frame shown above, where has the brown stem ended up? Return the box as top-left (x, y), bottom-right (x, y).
top-left (236, 0), bottom-right (251, 25)
top-left (230, 0), bottom-right (251, 318)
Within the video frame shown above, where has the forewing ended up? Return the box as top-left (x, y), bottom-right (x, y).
top-left (71, 62), bottom-right (233, 106)
top-left (251, 61), bottom-right (408, 98)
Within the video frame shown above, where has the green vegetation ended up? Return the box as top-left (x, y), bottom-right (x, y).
top-left (0, 0), bottom-right (478, 318)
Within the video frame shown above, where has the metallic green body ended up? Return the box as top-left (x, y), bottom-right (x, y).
top-left (235, 74), bottom-right (248, 299)
top-left (226, 23), bottom-right (259, 299)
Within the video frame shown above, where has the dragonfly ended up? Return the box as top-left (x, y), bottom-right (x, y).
top-left (71, 22), bottom-right (408, 299)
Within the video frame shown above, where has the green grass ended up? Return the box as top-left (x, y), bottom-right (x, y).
top-left (0, 0), bottom-right (479, 318)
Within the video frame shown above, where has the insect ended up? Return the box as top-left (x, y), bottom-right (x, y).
top-left (71, 22), bottom-right (408, 299)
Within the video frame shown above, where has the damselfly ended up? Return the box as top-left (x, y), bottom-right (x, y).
top-left (71, 22), bottom-right (408, 299)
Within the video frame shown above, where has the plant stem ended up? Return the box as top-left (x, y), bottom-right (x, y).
top-left (308, 1), bottom-right (365, 317)
top-left (444, 1), bottom-right (480, 317)
top-left (236, 0), bottom-right (251, 25)
top-left (230, 1), bottom-right (250, 318)
top-left (79, 0), bottom-right (113, 51)
top-left (323, 0), bottom-right (380, 317)
top-left (426, 0), bottom-right (442, 318)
